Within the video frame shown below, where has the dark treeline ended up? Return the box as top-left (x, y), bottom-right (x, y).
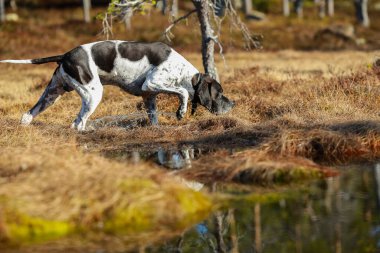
top-left (3, 0), bottom-right (109, 7)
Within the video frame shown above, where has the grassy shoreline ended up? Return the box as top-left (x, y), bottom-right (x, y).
top-left (1, 6), bottom-right (380, 249)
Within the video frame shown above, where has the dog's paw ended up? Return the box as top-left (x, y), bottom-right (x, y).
top-left (176, 109), bottom-right (185, 120)
top-left (20, 113), bottom-right (33, 125)
top-left (71, 121), bottom-right (87, 132)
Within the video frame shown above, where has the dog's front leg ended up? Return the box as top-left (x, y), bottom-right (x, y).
top-left (143, 95), bottom-right (158, 125)
top-left (71, 80), bottom-right (103, 131)
top-left (176, 88), bottom-right (189, 120)
top-left (142, 73), bottom-right (189, 121)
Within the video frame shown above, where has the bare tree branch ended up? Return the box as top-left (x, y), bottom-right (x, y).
top-left (223, 0), bottom-right (262, 49)
top-left (209, 2), bottom-right (227, 67)
top-left (101, 12), bottom-right (113, 39)
top-left (115, 0), bottom-right (145, 7)
top-left (101, 0), bottom-right (262, 78)
top-left (162, 9), bottom-right (197, 42)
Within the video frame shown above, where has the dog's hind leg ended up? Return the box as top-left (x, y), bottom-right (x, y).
top-left (21, 68), bottom-right (66, 125)
top-left (143, 95), bottom-right (158, 125)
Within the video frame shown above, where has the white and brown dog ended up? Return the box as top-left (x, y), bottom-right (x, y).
top-left (0, 41), bottom-right (234, 131)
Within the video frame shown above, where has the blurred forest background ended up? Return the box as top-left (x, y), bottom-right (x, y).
top-left (0, 0), bottom-right (379, 59)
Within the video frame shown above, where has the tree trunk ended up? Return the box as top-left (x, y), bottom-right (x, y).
top-left (243, 0), bottom-right (253, 16)
top-left (10, 0), bottom-right (17, 11)
top-left (315, 0), bottom-right (326, 18)
top-left (161, 0), bottom-right (167, 15)
top-left (354, 0), bottom-right (370, 27)
top-left (361, 0), bottom-right (370, 27)
top-left (283, 0), bottom-right (290, 16)
top-left (0, 0), bottom-right (5, 23)
top-left (294, 0), bottom-right (303, 18)
top-left (171, 0), bottom-right (178, 17)
top-left (327, 0), bottom-right (334, 17)
top-left (123, 8), bottom-right (133, 30)
top-left (192, 0), bottom-right (218, 80)
top-left (83, 0), bottom-right (91, 23)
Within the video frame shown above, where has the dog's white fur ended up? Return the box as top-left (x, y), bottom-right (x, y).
top-left (4, 41), bottom-right (200, 131)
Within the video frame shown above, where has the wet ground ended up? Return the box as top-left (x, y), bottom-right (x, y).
top-left (81, 115), bottom-right (380, 252)
top-left (2, 117), bottom-right (380, 253)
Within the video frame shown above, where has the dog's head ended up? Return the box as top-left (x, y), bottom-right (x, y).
top-left (191, 73), bottom-right (235, 115)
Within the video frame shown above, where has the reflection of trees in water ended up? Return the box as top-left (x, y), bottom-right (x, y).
top-left (146, 164), bottom-right (380, 253)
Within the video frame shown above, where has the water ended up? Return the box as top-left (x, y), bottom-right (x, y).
top-left (108, 147), bottom-right (380, 253)
top-left (143, 163), bottom-right (380, 253)
top-left (3, 145), bottom-right (380, 253)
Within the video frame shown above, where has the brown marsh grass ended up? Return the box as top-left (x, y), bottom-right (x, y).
top-left (1, 6), bottom-right (380, 248)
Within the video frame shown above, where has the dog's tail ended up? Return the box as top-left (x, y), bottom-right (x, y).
top-left (0, 55), bottom-right (64, 64)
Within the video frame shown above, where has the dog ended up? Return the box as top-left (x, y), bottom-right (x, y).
top-left (0, 41), bottom-right (235, 131)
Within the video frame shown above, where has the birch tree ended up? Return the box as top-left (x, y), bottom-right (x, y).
top-left (10, 0), bottom-right (17, 11)
top-left (0, 0), bottom-right (5, 23)
top-left (83, 0), bottom-right (91, 23)
top-left (284, 0), bottom-right (303, 18)
top-left (102, 0), bottom-right (261, 80)
top-left (327, 0), bottom-right (334, 17)
top-left (315, 0), bottom-right (326, 18)
top-left (283, 0), bottom-right (290, 17)
top-left (243, 0), bottom-right (252, 16)
top-left (354, 0), bottom-right (370, 27)
top-left (171, 0), bottom-right (178, 18)
top-left (294, 0), bottom-right (303, 18)
top-left (315, 0), bottom-right (333, 18)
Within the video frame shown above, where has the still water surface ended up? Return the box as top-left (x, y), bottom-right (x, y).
top-left (128, 148), bottom-right (380, 253)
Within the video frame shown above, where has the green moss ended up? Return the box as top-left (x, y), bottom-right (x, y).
top-left (104, 179), bottom-right (212, 234)
top-left (1, 208), bottom-right (73, 244)
top-left (216, 185), bottom-right (313, 209)
top-left (273, 167), bottom-right (322, 183)
top-left (0, 179), bottom-right (213, 244)
top-left (172, 189), bottom-right (213, 229)
top-left (104, 203), bottom-right (153, 234)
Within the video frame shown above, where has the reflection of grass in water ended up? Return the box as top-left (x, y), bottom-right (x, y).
top-left (1, 206), bottom-right (73, 244)
top-left (0, 139), bottom-right (212, 247)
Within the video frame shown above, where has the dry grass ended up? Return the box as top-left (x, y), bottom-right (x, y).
top-left (1, 6), bottom-right (380, 249)
top-left (0, 128), bottom-right (212, 250)
top-left (177, 150), bottom-right (338, 185)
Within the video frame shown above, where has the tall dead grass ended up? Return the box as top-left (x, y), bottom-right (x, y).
top-left (1, 8), bottom-right (380, 249)
top-left (177, 150), bottom-right (337, 185)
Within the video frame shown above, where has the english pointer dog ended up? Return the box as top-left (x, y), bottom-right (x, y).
top-left (0, 41), bottom-right (234, 131)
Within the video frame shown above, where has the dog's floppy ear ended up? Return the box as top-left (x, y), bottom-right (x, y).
top-left (197, 80), bottom-right (212, 109)
top-left (191, 73), bottom-right (202, 115)
top-left (192, 73), bottom-right (211, 109)
top-left (191, 73), bottom-right (202, 87)
top-left (210, 82), bottom-right (223, 99)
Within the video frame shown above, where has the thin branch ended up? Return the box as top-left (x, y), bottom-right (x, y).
top-left (209, 2), bottom-right (227, 68)
top-left (223, 0), bottom-right (262, 49)
top-left (101, 12), bottom-right (113, 40)
top-left (162, 9), bottom-right (197, 42)
top-left (114, 0), bottom-right (145, 7)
